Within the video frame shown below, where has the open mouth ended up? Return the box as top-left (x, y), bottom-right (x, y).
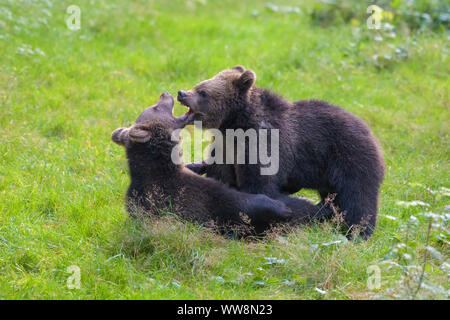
top-left (177, 105), bottom-right (196, 123)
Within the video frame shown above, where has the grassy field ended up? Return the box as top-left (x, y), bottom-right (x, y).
top-left (0, 0), bottom-right (448, 299)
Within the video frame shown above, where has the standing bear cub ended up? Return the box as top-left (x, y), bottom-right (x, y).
top-left (111, 92), bottom-right (293, 236)
top-left (177, 66), bottom-right (385, 239)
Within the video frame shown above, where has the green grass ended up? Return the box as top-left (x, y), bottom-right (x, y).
top-left (0, 0), bottom-right (448, 299)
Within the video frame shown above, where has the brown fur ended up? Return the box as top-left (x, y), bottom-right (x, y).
top-left (111, 93), bottom-right (295, 236)
top-left (178, 67), bottom-right (385, 239)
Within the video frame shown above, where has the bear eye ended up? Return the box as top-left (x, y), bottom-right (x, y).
top-left (199, 90), bottom-right (208, 98)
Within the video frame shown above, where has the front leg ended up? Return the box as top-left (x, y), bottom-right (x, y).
top-left (202, 163), bottom-right (237, 188)
top-left (185, 160), bottom-right (209, 175)
top-left (234, 163), bottom-right (279, 197)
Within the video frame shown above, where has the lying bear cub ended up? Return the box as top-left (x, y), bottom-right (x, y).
top-left (178, 66), bottom-right (385, 239)
top-left (111, 92), bottom-right (300, 236)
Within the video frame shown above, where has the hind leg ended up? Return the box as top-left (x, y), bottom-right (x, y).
top-left (317, 190), bottom-right (336, 221)
top-left (275, 194), bottom-right (333, 224)
top-left (334, 183), bottom-right (379, 239)
top-left (243, 194), bottom-right (292, 234)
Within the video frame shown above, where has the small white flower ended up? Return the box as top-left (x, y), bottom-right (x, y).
top-left (315, 288), bottom-right (327, 295)
top-left (396, 200), bottom-right (430, 208)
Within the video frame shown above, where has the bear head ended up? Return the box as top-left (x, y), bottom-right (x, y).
top-left (111, 92), bottom-right (185, 149)
top-left (177, 66), bottom-right (256, 128)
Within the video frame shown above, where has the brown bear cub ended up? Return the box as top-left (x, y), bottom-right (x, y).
top-left (111, 92), bottom-right (296, 236)
top-left (177, 66), bottom-right (385, 239)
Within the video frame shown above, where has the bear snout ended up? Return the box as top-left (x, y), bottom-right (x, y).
top-left (177, 90), bottom-right (187, 100)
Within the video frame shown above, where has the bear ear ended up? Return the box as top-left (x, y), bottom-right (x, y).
top-left (111, 127), bottom-right (130, 146)
top-left (232, 65), bottom-right (245, 73)
top-left (129, 124), bottom-right (152, 143)
top-left (235, 69), bottom-right (256, 93)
